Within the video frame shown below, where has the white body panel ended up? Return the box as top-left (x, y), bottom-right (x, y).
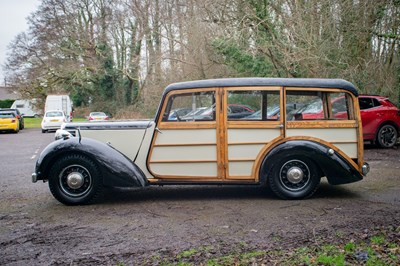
top-left (286, 128), bottom-right (358, 158)
top-left (227, 128), bottom-right (281, 178)
top-left (81, 129), bottom-right (147, 161)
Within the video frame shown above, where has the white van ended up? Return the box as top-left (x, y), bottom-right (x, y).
top-left (44, 95), bottom-right (73, 122)
top-left (11, 99), bottom-right (41, 117)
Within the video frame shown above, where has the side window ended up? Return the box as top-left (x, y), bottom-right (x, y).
top-left (227, 90), bottom-right (280, 121)
top-left (330, 93), bottom-right (349, 120)
top-left (286, 91), bottom-right (323, 120)
top-left (287, 91), bottom-right (352, 120)
top-left (359, 98), bottom-right (374, 110)
top-left (371, 98), bottom-right (381, 108)
top-left (162, 91), bottom-right (215, 122)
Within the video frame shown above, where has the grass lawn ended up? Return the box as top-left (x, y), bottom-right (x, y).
top-left (24, 117), bottom-right (87, 129)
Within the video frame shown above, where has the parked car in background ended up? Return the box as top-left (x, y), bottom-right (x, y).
top-left (168, 108), bottom-right (192, 121)
top-left (359, 95), bottom-right (400, 148)
top-left (286, 94), bottom-right (400, 148)
top-left (0, 110), bottom-right (19, 133)
top-left (44, 95), bottom-right (73, 122)
top-left (41, 110), bottom-right (66, 133)
top-left (88, 112), bottom-right (109, 122)
top-left (0, 108), bottom-right (24, 130)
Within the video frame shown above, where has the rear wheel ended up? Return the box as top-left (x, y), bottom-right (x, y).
top-left (48, 154), bottom-right (103, 205)
top-left (42, 129), bottom-right (47, 133)
top-left (376, 124), bottom-right (398, 148)
top-left (268, 156), bottom-right (320, 199)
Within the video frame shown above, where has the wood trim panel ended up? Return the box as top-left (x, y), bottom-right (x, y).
top-left (158, 122), bottom-right (216, 129)
top-left (228, 141), bottom-right (269, 145)
top-left (148, 177), bottom-right (256, 183)
top-left (224, 176), bottom-right (256, 180)
top-left (228, 158), bottom-right (256, 162)
top-left (287, 120), bottom-right (357, 128)
top-left (224, 86), bottom-right (282, 91)
top-left (227, 121), bottom-right (282, 129)
top-left (331, 141), bottom-right (357, 144)
top-left (285, 87), bottom-right (352, 93)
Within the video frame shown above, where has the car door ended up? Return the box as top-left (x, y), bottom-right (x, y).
top-left (147, 88), bottom-right (224, 180)
top-left (223, 87), bottom-right (284, 181)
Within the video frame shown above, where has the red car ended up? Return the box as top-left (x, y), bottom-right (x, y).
top-left (359, 95), bottom-right (400, 148)
top-left (290, 95), bottom-right (400, 148)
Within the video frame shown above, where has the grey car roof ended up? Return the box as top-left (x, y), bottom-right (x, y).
top-left (164, 78), bottom-right (358, 96)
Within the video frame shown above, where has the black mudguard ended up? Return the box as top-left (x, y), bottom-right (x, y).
top-left (35, 137), bottom-right (148, 188)
top-left (259, 140), bottom-right (363, 185)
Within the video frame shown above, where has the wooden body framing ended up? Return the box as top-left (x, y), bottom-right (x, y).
top-left (147, 85), bottom-right (364, 183)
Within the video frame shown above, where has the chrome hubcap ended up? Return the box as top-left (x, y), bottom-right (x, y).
top-left (66, 172), bottom-right (84, 189)
top-left (286, 167), bottom-right (304, 184)
top-left (59, 164), bottom-right (92, 197)
top-left (279, 159), bottom-right (311, 192)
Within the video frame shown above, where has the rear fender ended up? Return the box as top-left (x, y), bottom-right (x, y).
top-left (35, 137), bottom-right (148, 187)
top-left (259, 139), bottom-right (363, 185)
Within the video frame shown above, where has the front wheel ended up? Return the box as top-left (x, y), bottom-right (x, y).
top-left (268, 157), bottom-right (320, 199)
top-left (48, 154), bottom-right (103, 205)
top-left (376, 124), bottom-right (398, 148)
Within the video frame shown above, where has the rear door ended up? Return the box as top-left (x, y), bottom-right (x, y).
top-left (223, 87), bottom-right (283, 181)
top-left (148, 88), bottom-right (223, 180)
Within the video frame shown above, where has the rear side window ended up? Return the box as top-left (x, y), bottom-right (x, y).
top-left (163, 91), bottom-right (215, 122)
top-left (287, 91), bottom-right (352, 120)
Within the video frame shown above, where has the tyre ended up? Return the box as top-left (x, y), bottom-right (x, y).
top-left (48, 154), bottom-right (103, 205)
top-left (268, 156), bottom-right (320, 199)
top-left (42, 129), bottom-right (46, 133)
top-left (376, 124), bottom-right (398, 148)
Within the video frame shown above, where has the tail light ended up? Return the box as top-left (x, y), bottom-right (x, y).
top-left (89, 117), bottom-right (93, 121)
top-left (105, 117), bottom-right (109, 120)
top-left (16, 115), bottom-right (21, 119)
top-left (11, 119), bottom-right (16, 123)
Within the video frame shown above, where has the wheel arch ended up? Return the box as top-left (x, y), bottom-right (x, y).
top-left (258, 138), bottom-right (363, 186)
top-left (35, 137), bottom-right (149, 188)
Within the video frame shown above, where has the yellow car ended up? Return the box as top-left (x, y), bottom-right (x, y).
top-left (0, 111), bottom-right (20, 133)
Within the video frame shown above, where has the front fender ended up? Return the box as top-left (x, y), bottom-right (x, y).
top-left (34, 137), bottom-right (148, 187)
top-left (259, 140), bottom-right (363, 185)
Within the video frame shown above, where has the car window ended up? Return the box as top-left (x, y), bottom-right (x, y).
top-left (331, 93), bottom-right (349, 119)
top-left (287, 91), bottom-right (351, 120)
top-left (287, 91), bottom-right (324, 120)
top-left (163, 91), bottom-right (215, 122)
top-left (228, 90), bottom-right (279, 121)
top-left (0, 113), bottom-right (15, 118)
top-left (359, 98), bottom-right (374, 110)
top-left (46, 111), bottom-right (64, 117)
top-left (372, 98), bottom-right (381, 107)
